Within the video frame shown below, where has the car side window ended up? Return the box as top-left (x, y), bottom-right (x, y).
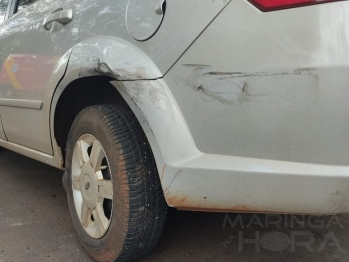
top-left (0, 0), bottom-right (9, 23)
top-left (18, 0), bottom-right (39, 12)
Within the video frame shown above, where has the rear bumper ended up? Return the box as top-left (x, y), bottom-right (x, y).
top-left (164, 154), bottom-right (349, 215)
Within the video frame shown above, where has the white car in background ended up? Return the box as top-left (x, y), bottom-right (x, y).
top-left (0, 0), bottom-right (349, 261)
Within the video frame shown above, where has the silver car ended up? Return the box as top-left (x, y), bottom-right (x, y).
top-left (1, 0), bottom-right (349, 261)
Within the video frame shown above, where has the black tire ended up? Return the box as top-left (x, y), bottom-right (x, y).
top-left (63, 104), bottom-right (167, 262)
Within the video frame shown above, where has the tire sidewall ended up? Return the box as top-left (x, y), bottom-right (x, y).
top-left (65, 107), bottom-right (128, 255)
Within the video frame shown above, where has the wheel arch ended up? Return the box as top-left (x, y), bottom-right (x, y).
top-left (50, 36), bottom-right (201, 203)
top-left (50, 36), bottom-right (166, 172)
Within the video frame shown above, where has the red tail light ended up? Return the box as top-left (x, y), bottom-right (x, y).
top-left (248, 0), bottom-right (343, 11)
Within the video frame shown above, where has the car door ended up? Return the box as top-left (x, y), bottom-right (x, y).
top-left (0, 0), bottom-right (10, 141)
top-left (0, 0), bottom-right (79, 154)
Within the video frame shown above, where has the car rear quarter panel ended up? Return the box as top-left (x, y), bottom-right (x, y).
top-left (164, 0), bottom-right (349, 166)
top-left (50, 0), bottom-right (231, 166)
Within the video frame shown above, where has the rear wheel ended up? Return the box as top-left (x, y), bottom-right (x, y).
top-left (63, 104), bottom-right (167, 262)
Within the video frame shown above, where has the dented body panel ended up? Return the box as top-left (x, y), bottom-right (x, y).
top-left (153, 1), bottom-right (349, 213)
top-left (66, 37), bottom-right (162, 81)
top-left (111, 79), bottom-right (349, 215)
top-left (165, 1), bottom-right (349, 166)
top-left (114, 1), bottom-right (349, 214)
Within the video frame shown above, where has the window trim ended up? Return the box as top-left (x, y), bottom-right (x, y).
top-left (1, 0), bottom-right (40, 23)
top-left (13, 0), bottom-right (41, 16)
top-left (1, 0), bottom-right (12, 22)
top-left (7, 0), bottom-right (19, 18)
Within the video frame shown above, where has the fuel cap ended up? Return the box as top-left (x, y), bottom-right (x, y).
top-left (126, 0), bottom-right (166, 41)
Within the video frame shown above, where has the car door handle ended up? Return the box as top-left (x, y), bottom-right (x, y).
top-left (43, 9), bottom-right (73, 31)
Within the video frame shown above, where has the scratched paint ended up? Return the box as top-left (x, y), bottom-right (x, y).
top-left (176, 65), bottom-right (319, 109)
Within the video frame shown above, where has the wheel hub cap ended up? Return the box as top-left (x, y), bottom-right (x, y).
top-left (80, 164), bottom-right (99, 209)
top-left (71, 134), bottom-right (113, 239)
